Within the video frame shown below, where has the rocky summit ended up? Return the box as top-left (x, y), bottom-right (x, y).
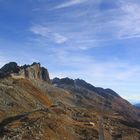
top-left (0, 62), bottom-right (140, 140)
top-left (0, 62), bottom-right (50, 83)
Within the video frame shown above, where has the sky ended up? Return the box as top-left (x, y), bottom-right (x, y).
top-left (0, 0), bottom-right (140, 103)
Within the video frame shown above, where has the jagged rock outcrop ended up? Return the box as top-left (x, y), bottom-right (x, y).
top-left (0, 62), bottom-right (50, 83)
top-left (52, 77), bottom-right (75, 86)
top-left (19, 62), bottom-right (50, 83)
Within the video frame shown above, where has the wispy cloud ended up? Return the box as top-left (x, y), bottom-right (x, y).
top-left (54, 0), bottom-right (87, 9)
top-left (113, 2), bottom-right (140, 39)
top-left (50, 50), bottom-right (140, 82)
top-left (49, 0), bottom-right (140, 49)
top-left (30, 25), bottom-right (68, 44)
top-left (53, 33), bottom-right (68, 44)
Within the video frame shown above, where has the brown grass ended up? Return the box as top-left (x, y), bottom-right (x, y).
top-left (15, 78), bottom-right (52, 107)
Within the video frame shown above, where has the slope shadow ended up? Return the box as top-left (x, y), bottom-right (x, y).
top-left (0, 113), bottom-right (27, 137)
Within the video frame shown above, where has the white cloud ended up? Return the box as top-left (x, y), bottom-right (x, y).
top-left (116, 3), bottom-right (140, 39)
top-left (102, 2), bottom-right (140, 40)
top-left (53, 33), bottom-right (68, 44)
top-left (54, 0), bottom-right (87, 9)
top-left (30, 25), bottom-right (50, 36)
top-left (48, 46), bottom-right (140, 82)
top-left (51, 0), bottom-right (140, 47)
top-left (30, 25), bottom-right (68, 44)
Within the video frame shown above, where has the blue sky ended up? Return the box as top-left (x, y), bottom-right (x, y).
top-left (0, 0), bottom-right (140, 103)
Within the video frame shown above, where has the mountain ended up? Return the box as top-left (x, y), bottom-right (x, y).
top-left (0, 62), bottom-right (140, 140)
top-left (0, 62), bottom-right (50, 83)
top-left (135, 103), bottom-right (140, 108)
top-left (52, 77), bottom-right (140, 123)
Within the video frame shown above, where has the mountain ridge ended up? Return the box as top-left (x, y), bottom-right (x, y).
top-left (52, 77), bottom-right (120, 98)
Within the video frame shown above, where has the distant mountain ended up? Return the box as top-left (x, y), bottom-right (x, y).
top-left (0, 62), bottom-right (140, 140)
top-left (135, 103), bottom-right (140, 108)
top-left (52, 77), bottom-right (120, 98)
top-left (52, 77), bottom-right (140, 118)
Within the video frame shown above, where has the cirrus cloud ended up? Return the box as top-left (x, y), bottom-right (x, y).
top-left (30, 25), bottom-right (68, 44)
top-left (54, 0), bottom-right (87, 9)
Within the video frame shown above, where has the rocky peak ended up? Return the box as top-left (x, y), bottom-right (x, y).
top-left (19, 62), bottom-right (50, 83)
top-left (0, 62), bottom-right (50, 83)
top-left (0, 62), bottom-right (20, 78)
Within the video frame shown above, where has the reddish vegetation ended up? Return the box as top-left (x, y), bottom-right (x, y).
top-left (15, 78), bottom-right (52, 107)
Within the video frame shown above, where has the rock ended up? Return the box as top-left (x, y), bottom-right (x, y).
top-left (0, 62), bottom-right (20, 78)
top-left (52, 77), bottom-right (74, 85)
top-left (0, 62), bottom-right (50, 83)
top-left (19, 62), bottom-right (50, 83)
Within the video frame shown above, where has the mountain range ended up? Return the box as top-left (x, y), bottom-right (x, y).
top-left (0, 62), bottom-right (140, 140)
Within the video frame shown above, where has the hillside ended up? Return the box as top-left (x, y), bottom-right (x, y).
top-left (0, 62), bottom-right (140, 140)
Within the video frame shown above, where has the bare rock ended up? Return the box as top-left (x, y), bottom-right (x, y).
top-left (19, 62), bottom-right (50, 83)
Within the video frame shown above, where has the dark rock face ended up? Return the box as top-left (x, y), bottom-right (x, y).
top-left (0, 62), bottom-right (20, 78)
top-left (41, 67), bottom-right (50, 82)
top-left (52, 77), bottom-right (74, 85)
top-left (52, 77), bottom-right (119, 98)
